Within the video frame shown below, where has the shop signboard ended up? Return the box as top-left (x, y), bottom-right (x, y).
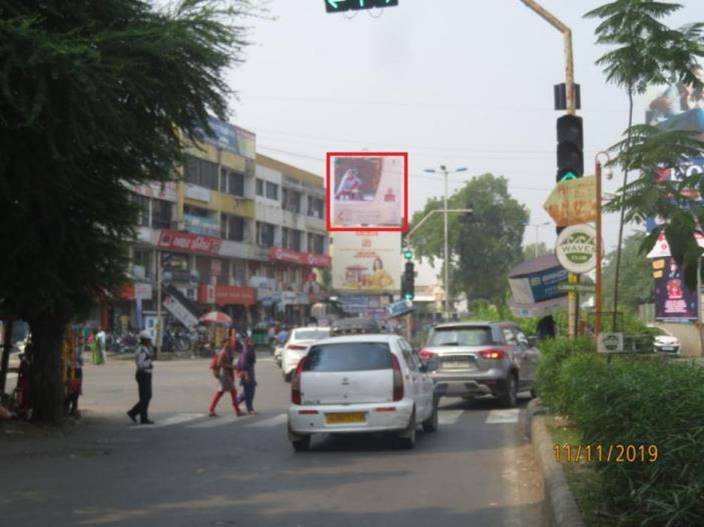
top-left (185, 184), bottom-right (212, 203)
top-left (162, 295), bottom-right (199, 329)
top-left (157, 229), bottom-right (222, 255)
top-left (215, 285), bottom-right (256, 306)
top-left (332, 231), bottom-right (401, 292)
top-left (195, 115), bottom-right (256, 160)
top-left (269, 247), bottom-right (331, 268)
top-left (135, 283), bottom-right (153, 301)
top-left (555, 224), bottom-right (597, 274)
top-left (128, 181), bottom-right (178, 203)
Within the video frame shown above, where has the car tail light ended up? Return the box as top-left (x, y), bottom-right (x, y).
top-left (418, 348), bottom-right (437, 361)
top-left (391, 354), bottom-right (404, 401)
top-left (291, 356), bottom-right (308, 405)
top-left (479, 349), bottom-right (506, 360)
top-left (287, 344), bottom-right (306, 351)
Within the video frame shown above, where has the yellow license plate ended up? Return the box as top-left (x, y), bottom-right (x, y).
top-left (325, 412), bottom-right (366, 424)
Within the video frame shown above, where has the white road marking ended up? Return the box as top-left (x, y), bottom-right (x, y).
top-left (133, 413), bottom-right (206, 429)
top-left (187, 414), bottom-right (252, 429)
top-left (485, 409), bottom-right (520, 424)
top-left (438, 410), bottom-right (464, 425)
top-left (245, 414), bottom-right (287, 428)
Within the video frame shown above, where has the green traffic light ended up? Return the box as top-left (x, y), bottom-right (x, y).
top-left (404, 293), bottom-right (414, 301)
top-left (403, 249), bottom-right (413, 260)
top-left (559, 172), bottom-right (577, 182)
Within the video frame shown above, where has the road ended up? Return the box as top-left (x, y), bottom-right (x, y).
top-left (1, 353), bottom-right (544, 527)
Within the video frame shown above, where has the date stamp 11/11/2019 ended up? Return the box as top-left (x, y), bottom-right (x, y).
top-left (553, 443), bottom-right (659, 464)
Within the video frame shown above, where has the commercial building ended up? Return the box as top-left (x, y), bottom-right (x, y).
top-left (110, 117), bottom-right (329, 333)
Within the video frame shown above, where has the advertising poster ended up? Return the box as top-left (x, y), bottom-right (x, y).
top-left (327, 153), bottom-right (407, 230)
top-left (653, 257), bottom-right (698, 320)
top-left (507, 255), bottom-right (568, 318)
top-left (645, 62), bottom-right (704, 135)
top-left (196, 115), bottom-right (256, 160)
top-left (332, 231), bottom-right (401, 292)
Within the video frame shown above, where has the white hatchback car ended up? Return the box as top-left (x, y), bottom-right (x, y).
top-left (287, 334), bottom-right (438, 451)
top-left (281, 327), bottom-right (331, 382)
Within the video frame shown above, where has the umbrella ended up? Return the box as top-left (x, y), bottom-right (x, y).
top-left (199, 311), bottom-right (232, 325)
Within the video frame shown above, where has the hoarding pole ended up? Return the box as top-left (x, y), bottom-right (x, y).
top-left (521, 0), bottom-right (578, 336)
top-left (595, 152), bottom-right (609, 336)
top-left (155, 250), bottom-right (162, 360)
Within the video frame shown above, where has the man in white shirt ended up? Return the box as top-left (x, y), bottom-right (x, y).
top-left (96, 328), bottom-right (107, 363)
top-left (127, 330), bottom-right (155, 425)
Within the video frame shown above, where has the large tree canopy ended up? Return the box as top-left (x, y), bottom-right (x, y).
top-left (410, 174), bottom-right (528, 305)
top-left (0, 0), bottom-right (252, 421)
top-left (602, 234), bottom-right (654, 312)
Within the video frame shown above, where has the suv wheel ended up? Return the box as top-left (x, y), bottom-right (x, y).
top-left (499, 373), bottom-right (518, 408)
top-left (397, 411), bottom-right (416, 449)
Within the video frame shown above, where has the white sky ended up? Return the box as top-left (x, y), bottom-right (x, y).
top-left (226, 0), bottom-right (704, 254)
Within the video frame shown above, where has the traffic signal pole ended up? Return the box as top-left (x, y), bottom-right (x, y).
top-left (521, 0), bottom-right (579, 337)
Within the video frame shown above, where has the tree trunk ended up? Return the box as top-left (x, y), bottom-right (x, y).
top-left (612, 86), bottom-right (634, 331)
top-left (27, 316), bottom-right (66, 423)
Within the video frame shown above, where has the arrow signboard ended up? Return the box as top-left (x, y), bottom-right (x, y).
top-left (325, 0), bottom-right (398, 13)
top-left (543, 175), bottom-right (596, 227)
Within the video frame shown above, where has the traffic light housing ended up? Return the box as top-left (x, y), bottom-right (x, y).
top-left (403, 261), bottom-right (415, 301)
top-left (556, 114), bottom-right (583, 234)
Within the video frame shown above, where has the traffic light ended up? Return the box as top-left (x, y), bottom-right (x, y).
top-left (556, 114), bottom-right (583, 234)
top-left (403, 261), bottom-right (415, 301)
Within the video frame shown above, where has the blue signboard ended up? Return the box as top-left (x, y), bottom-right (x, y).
top-left (195, 115), bottom-right (256, 160)
top-left (528, 266), bottom-right (569, 303)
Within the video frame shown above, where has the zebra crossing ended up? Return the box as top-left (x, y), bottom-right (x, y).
top-left (129, 407), bottom-right (520, 431)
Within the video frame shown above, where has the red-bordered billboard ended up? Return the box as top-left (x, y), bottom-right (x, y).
top-left (326, 152), bottom-right (408, 232)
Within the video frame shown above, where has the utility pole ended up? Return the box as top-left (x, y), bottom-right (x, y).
top-left (155, 251), bottom-right (162, 359)
top-left (424, 166), bottom-right (467, 319)
top-left (521, 0), bottom-right (579, 337)
top-left (595, 151), bottom-right (609, 335)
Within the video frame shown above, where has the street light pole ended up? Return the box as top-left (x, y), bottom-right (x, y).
top-left (425, 166), bottom-right (467, 319)
top-left (595, 151), bottom-right (610, 336)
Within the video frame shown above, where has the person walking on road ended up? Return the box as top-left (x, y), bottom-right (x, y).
top-left (237, 336), bottom-right (257, 415)
top-left (208, 334), bottom-right (243, 418)
top-left (276, 325), bottom-right (289, 347)
top-left (96, 327), bottom-right (107, 363)
top-left (127, 330), bottom-right (155, 425)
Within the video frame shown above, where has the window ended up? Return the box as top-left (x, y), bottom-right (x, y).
top-left (133, 194), bottom-right (150, 227)
top-left (256, 178), bottom-right (264, 196)
top-left (221, 215), bottom-right (245, 242)
top-left (282, 228), bottom-right (302, 251)
top-left (282, 188), bottom-right (301, 213)
top-left (427, 326), bottom-right (494, 347)
top-left (256, 221), bottom-right (275, 247)
top-left (307, 233), bottom-right (325, 254)
top-left (502, 328), bottom-right (517, 345)
top-left (304, 343), bottom-right (392, 372)
top-left (184, 155), bottom-right (218, 190)
top-left (265, 181), bottom-right (278, 200)
top-left (308, 196), bottom-right (324, 219)
top-left (151, 199), bottom-right (172, 229)
top-left (220, 168), bottom-right (245, 197)
top-left (514, 328), bottom-right (529, 347)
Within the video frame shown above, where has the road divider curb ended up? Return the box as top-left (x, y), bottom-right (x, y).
top-left (526, 399), bottom-right (584, 527)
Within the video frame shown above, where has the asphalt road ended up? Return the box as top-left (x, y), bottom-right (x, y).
top-left (1, 353), bottom-right (544, 527)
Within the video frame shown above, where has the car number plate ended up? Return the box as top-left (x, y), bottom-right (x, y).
top-left (442, 360), bottom-right (469, 369)
top-left (325, 412), bottom-right (366, 424)
top-left (661, 346), bottom-right (675, 351)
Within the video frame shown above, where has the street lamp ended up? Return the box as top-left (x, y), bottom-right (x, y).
top-left (424, 165), bottom-right (468, 319)
top-left (524, 222), bottom-right (551, 258)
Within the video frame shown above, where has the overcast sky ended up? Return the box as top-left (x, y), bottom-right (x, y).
top-left (226, 0), bottom-right (704, 254)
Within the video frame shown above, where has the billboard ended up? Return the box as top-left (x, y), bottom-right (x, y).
top-left (195, 115), bottom-right (256, 160)
top-left (645, 64), bottom-right (704, 135)
top-left (508, 255), bottom-right (568, 318)
top-left (653, 257), bottom-right (698, 321)
top-left (326, 153), bottom-right (408, 231)
top-left (332, 231), bottom-right (401, 292)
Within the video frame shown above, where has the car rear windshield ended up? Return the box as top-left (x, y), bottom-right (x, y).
top-left (427, 326), bottom-right (494, 347)
top-left (294, 329), bottom-right (330, 341)
top-left (304, 342), bottom-right (392, 372)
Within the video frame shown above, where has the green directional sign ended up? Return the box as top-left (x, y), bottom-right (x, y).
top-left (325, 0), bottom-right (399, 13)
top-left (558, 282), bottom-right (595, 294)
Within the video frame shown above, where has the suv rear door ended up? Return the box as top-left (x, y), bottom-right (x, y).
top-left (300, 341), bottom-right (394, 405)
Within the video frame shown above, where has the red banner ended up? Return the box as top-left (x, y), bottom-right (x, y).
top-left (215, 285), bottom-right (256, 306)
top-left (269, 247), bottom-right (331, 268)
top-left (157, 229), bottom-right (222, 255)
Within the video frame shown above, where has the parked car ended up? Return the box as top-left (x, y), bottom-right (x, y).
top-left (287, 334), bottom-right (438, 452)
top-left (419, 321), bottom-right (539, 407)
top-left (281, 326), bottom-right (332, 382)
top-left (648, 326), bottom-right (681, 355)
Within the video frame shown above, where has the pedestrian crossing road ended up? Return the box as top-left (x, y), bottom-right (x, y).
top-left (129, 407), bottom-right (520, 431)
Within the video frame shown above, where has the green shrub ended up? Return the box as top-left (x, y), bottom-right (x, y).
top-left (560, 356), bottom-right (704, 526)
top-left (536, 336), bottom-right (595, 412)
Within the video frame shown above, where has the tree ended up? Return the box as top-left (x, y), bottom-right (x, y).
top-left (602, 234), bottom-right (654, 312)
top-left (585, 0), bottom-right (704, 327)
top-left (0, 0), bottom-right (253, 422)
top-left (410, 174), bottom-right (529, 305)
top-left (522, 242), bottom-right (550, 260)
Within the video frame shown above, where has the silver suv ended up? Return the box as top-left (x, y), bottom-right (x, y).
top-left (419, 321), bottom-right (539, 407)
